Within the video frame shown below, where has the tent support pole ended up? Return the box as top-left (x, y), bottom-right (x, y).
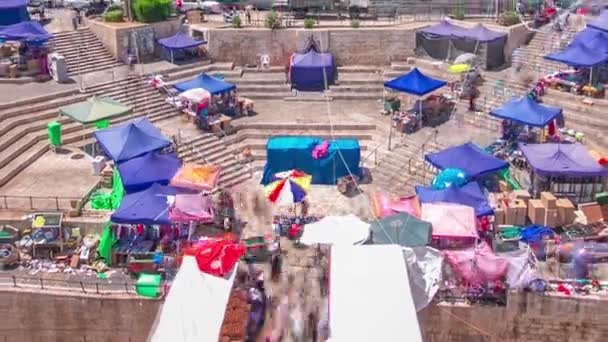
top-left (171, 50), bottom-right (174, 64)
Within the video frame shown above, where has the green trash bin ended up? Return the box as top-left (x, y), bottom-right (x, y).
top-left (47, 121), bottom-right (61, 147)
top-left (136, 273), bottom-right (162, 298)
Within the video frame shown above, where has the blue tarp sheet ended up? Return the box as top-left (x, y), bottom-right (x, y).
top-left (544, 43), bottom-right (608, 67)
top-left (384, 68), bottom-right (447, 96)
top-left (94, 118), bottom-right (171, 163)
top-left (0, 0), bottom-right (28, 26)
top-left (467, 24), bottom-right (507, 42)
top-left (425, 142), bottom-right (508, 178)
top-left (110, 183), bottom-right (177, 225)
top-left (519, 143), bottom-right (608, 177)
top-left (174, 73), bottom-right (236, 94)
top-left (490, 96), bottom-right (563, 127)
top-left (118, 152), bottom-right (181, 193)
top-left (415, 181), bottom-right (493, 217)
top-left (157, 31), bottom-right (205, 50)
top-left (261, 136), bottom-right (361, 185)
top-left (588, 10), bottom-right (608, 33)
top-left (0, 21), bottom-right (50, 41)
top-left (289, 50), bottom-right (335, 91)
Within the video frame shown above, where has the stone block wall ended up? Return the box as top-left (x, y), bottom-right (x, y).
top-left (2, 289), bottom-right (608, 342)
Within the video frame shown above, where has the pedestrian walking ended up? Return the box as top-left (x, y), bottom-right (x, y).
top-left (246, 8), bottom-right (252, 25)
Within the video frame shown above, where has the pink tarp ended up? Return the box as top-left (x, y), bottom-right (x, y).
top-left (421, 203), bottom-right (477, 239)
top-left (169, 194), bottom-right (214, 223)
top-left (443, 242), bottom-right (509, 285)
top-left (371, 192), bottom-right (421, 219)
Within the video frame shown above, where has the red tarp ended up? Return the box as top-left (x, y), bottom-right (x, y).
top-left (186, 239), bottom-right (245, 277)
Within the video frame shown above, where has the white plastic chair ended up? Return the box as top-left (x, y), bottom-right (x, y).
top-left (260, 54), bottom-right (270, 69)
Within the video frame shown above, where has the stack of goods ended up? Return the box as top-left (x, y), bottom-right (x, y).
top-left (219, 289), bottom-right (250, 342)
top-left (526, 192), bottom-right (576, 228)
top-left (492, 190), bottom-right (529, 226)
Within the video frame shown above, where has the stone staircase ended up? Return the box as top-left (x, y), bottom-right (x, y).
top-left (513, 27), bottom-right (580, 77)
top-left (52, 28), bottom-right (123, 76)
top-left (0, 62), bottom-right (236, 190)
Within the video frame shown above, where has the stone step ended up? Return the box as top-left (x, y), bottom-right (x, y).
top-left (239, 92), bottom-right (293, 99)
top-left (225, 130), bottom-right (375, 145)
top-left (329, 92), bottom-right (383, 100)
top-left (235, 84), bottom-right (291, 92)
top-left (233, 122), bottom-right (376, 131)
top-left (329, 84), bottom-right (382, 93)
top-left (0, 141), bottom-right (49, 188)
top-left (338, 65), bottom-right (383, 73)
top-left (241, 66), bottom-right (284, 73)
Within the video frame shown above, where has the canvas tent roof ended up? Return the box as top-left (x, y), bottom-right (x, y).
top-left (588, 10), bottom-right (608, 32)
top-left (0, 0), bottom-right (28, 26)
top-left (417, 20), bottom-right (506, 42)
top-left (60, 96), bottom-right (131, 124)
top-left (173, 73), bottom-right (236, 94)
top-left (468, 24), bottom-right (507, 42)
top-left (544, 43), bottom-right (608, 67)
top-left (110, 183), bottom-right (177, 225)
top-left (421, 203), bottom-right (478, 239)
top-left (489, 96), bottom-right (563, 127)
top-left (292, 50), bottom-right (334, 67)
top-left (425, 142), bottom-right (508, 178)
top-left (329, 245), bottom-right (423, 342)
top-left (289, 50), bottom-right (336, 91)
top-left (415, 181), bottom-right (493, 217)
top-left (519, 143), bottom-right (608, 177)
top-left (0, 21), bottom-right (50, 41)
top-left (169, 194), bottom-right (215, 223)
top-left (149, 256), bottom-right (236, 342)
top-left (93, 118), bottom-right (171, 163)
top-left (300, 215), bottom-right (370, 246)
top-left (384, 68), bottom-right (447, 96)
top-left (118, 152), bottom-right (181, 193)
top-left (157, 31), bottom-right (206, 50)
top-left (370, 212), bottom-right (432, 247)
top-left (571, 28), bottom-right (608, 54)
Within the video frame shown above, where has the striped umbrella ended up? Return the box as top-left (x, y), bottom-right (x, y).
top-left (264, 170), bottom-right (311, 205)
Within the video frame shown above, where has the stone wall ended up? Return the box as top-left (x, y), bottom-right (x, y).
top-left (86, 19), bottom-right (181, 64)
top-left (2, 289), bottom-right (608, 342)
top-left (203, 27), bottom-right (418, 66)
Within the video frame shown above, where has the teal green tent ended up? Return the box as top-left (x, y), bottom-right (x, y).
top-left (370, 213), bottom-right (432, 247)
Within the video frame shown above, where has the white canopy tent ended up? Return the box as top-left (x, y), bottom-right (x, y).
top-left (299, 214), bottom-right (370, 246)
top-left (148, 256), bottom-right (237, 342)
top-left (329, 245), bottom-right (423, 342)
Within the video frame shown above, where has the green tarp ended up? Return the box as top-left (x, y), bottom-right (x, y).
top-left (370, 212), bottom-right (432, 247)
top-left (60, 96), bottom-right (131, 124)
top-left (91, 167), bottom-right (125, 210)
top-left (97, 222), bottom-right (116, 266)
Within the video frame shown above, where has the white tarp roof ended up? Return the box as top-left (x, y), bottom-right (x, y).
top-left (329, 245), bottom-right (423, 342)
top-left (149, 256), bottom-right (236, 342)
top-left (300, 214), bottom-right (370, 246)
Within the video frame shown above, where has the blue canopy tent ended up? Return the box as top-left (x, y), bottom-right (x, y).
top-left (570, 28), bottom-right (608, 54)
top-left (110, 183), bottom-right (177, 225)
top-left (93, 118), bottom-right (171, 163)
top-left (289, 50), bottom-right (336, 91)
top-left (490, 96), bottom-right (563, 127)
top-left (0, 21), bottom-right (50, 42)
top-left (588, 10), bottom-right (608, 32)
top-left (425, 142), bottom-right (508, 178)
top-left (173, 73), bottom-right (236, 94)
top-left (415, 181), bottom-right (493, 217)
top-left (157, 31), bottom-right (206, 63)
top-left (118, 152), bottom-right (181, 193)
top-left (261, 136), bottom-right (361, 185)
top-left (544, 44), bottom-right (608, 67)
top-left (0, 0), bottom-right (29, 26)
top-left (417, 20), bottom-right (470, 38)
top-left (384, 68), bottom-right (447, 96)
top-left (519, 143), bottom-right (608, 177)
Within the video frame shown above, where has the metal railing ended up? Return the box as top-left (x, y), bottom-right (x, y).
top-left (0, 195), bottom-right (82, 211)
top-left (0, 273), bottom-right (162, 296)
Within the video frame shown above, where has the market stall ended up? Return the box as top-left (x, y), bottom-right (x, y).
top-left (0, 21), bottom-right (51, 79)
top-left (544, 42), bottom-right (608, 91)
top-left (384, 68), bottom-right (449, 134)
top-left (299, 214), bottom-right (370, 246)
top-left (289, 49), bottom-right (336, 91)
top-left (93, 118), bottom-right (171, 163)
top-left (157, 31), bottom-right (206, 64)
top-left (416, 20), bottom-right (507, 70)
top-left (0, 0), bottom-right (29, 26)
top-left (518, 143), bottom-right (608, 203)
top-left (421, 203), bottom-right (478, 249)
top-left (261, 137), bottom-right (361, 185)
top-left (425, 142), bottom-right (509, 179)
top-left (416, 181), bottom-right (493, 217)
top-left (117, 152), bottom-right (181, 193)
top-left (170, 163), bottom-right (222, 192)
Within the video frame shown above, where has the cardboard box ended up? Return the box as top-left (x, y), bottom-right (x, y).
top-left (579, 202), bottom-right (604, 223)
top-left (528, 199), bottom-right (545, 225)
top-left (514, 199), bottom-right (527, 226)
top-left (541, 192), bottom-right (557, 209)
top-left (498, 180), bottom-right (510, 192)
top-left (505, 203), bottom-right (517, 225)
top-left (512, 190), bottom-right (531, 206)
top-left (556, 198), bottom-right (576, 226)
top-left (545, 209), bottom-right (557, 227)
top-left (494, 207), bottom-right (505, 226)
